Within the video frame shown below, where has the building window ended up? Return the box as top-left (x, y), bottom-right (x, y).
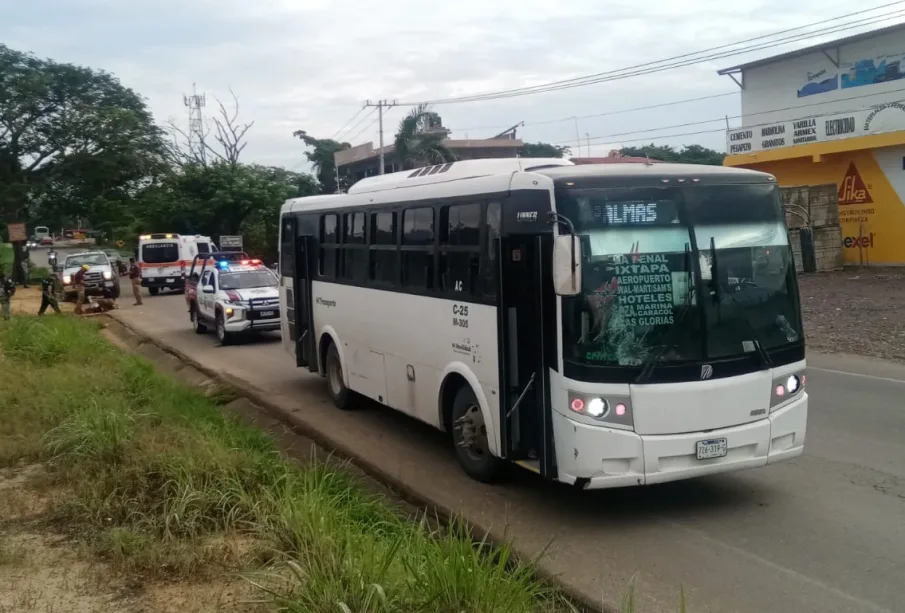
top-left (340, 212), bottom-right (368, 281)
top-left (401, 207), bottom-right (434, 289)
top-left (439, 203), bottom-right (481, 295)
top-left (319, 214), bottom-right (338, 278)
top-left (370, 212), bottom-right (397, 284)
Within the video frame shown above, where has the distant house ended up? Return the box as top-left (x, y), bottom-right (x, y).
top-left (570, 150), bottom-right (663, 164)
top-left (334, 116), bottom-right (523, 182)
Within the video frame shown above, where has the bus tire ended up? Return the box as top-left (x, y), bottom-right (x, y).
top-left (324, 342), bottom-right (352, 410)
top-left (451, 385), bottom-right (500, 483)
top-left (148, 287), bottom-right (159, 296)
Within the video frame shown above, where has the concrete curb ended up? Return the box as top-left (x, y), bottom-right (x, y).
top-left (102, 313), bottom-right (610, 613)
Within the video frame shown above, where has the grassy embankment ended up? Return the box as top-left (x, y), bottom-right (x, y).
top-left (0, 316), bottom-right (615, 612)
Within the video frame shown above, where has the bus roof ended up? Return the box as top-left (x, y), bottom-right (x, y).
top-left (534, 162), bottom-right (775, 187)
top-left (280, 158), bottom-right (776, 216)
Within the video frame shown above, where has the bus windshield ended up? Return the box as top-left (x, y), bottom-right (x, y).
top-left (556, 182), bottom-right (803, 373)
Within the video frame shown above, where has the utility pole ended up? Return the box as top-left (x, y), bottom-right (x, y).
top-left (183, 83), bottom-right (207, 164)
top-left (365, 99), bottom-right (397, 174)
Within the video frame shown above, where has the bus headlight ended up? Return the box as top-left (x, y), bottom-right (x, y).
top-left (568, 392), bottom-right (633, 428)
top-left (770, 372), bottom-right (805, 410)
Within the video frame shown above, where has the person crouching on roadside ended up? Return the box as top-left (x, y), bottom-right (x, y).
top-left (73, 264), bottom-right (89, 315)
top-left (38, 274), bottom-right (61, 315)
top-left (129, 257), bottom-right (143, 306)
top-left (0, 273), bottom-right (15, 321)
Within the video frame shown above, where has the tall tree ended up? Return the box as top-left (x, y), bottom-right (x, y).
top-left (292, 130), bottom-right (351, 194)
top-left (393, 104), bottom-right (456, 170)
top-left (520, 142), bottom-right (571, 158)
top-left (618, 144), bottom-right (725, 166)
top-left (0, 44), bottom-right (165, 280)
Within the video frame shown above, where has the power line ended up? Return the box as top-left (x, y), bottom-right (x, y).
top-left (448, 91), bottom-right (740, 134)
top-left (399, 3), bottom-right (905, 105)
top-left (330, 107), bottom-right (366, 140)
top-left (555, 84), bottom-right (905, 147)
top-left (339, 107), bottom-right (378, 143)
top-left (346, 112), bottom-right (381, 144)
top-left (364, 100), bottom-right (398, 174)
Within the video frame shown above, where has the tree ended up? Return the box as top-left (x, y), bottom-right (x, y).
top-left (0, 43), bottom-right (166, 281)
top-left (520, 142), bottom-right (571, 158)
top-left (618, 144), bottom-right (725, 166)
top-left (393, 104), bottom-right (456, 170)
top-left (292, 130), bottom-right (351, 194)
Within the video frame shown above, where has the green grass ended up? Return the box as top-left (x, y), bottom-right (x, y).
top-left (0, 316), bottom-right (577, 612)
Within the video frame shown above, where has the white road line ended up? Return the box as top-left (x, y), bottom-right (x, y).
top-left (808, 367), bottom-right (905, 384)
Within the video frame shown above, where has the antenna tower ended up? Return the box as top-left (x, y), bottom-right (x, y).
top-left (183, 83), bottom-right (207, 163)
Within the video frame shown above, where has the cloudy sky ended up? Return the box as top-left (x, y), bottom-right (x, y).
top-left (2, 0), bottom-right (903, 172)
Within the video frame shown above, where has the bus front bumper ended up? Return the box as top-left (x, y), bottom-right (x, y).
top-left (552, 394), bottom-right (807, 489)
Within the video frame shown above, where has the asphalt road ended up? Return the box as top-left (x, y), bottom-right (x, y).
top-left (110, 288), bottom-right (905, 613)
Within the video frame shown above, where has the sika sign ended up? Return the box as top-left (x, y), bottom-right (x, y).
top-left (838, 162), bottom-right (873, 205)
top-left (726, 100), bottom-right (905, 154)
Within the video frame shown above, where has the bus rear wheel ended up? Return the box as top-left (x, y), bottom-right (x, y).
top-left (325, 342), bottom-right (353, 410)
top-left (451, 386), bottom-right (500, 483)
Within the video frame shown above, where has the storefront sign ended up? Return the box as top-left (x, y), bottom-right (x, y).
top-left (838, 162), bottom-right (873, 205)
top-left (726, 100), bottom-right (905, 154)
top-left (6, 223), bottom-right (26, 242)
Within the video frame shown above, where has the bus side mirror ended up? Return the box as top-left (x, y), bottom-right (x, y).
top-left (553, 234), bottom-right (582, 296)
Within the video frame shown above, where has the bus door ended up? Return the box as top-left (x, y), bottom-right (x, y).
top-left (283, 217), bottom-right (317, 371)
top-left (498, 234), bottom-right (556, 477)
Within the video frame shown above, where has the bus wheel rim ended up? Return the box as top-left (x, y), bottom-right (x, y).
top-left (458, 404), bottom-right (487, 461)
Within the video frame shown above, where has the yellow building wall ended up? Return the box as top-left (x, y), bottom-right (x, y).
top-left (729, 144), bottom-right (905, 265)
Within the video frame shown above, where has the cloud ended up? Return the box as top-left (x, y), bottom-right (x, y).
top-left (1, 0), bottom-right (902, 168)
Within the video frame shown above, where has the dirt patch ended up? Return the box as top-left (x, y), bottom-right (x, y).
top-left (7, 287), bottom-right (75, 316)
top-left (0, 467), bottom-right (266, 613)
top-left (798, 268), bottom-right (905, 362)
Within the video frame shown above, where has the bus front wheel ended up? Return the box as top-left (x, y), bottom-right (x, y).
top-left (325, 342), bottom-right (352, 410)
top-left (451, 386), bottom-right (500, 483)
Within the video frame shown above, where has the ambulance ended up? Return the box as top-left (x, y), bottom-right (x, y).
top-left (137, 233), bottom-right (216, 295)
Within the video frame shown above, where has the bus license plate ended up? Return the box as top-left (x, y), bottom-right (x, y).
top-left (259, 310), bottom-right (276, 318)
top-left (695, 438), bottom-right (728, 460)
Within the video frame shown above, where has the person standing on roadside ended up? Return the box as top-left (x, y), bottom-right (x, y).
top-left (73, 264), bottom-right (89, 315)
top-left (38, 274), bottom-right (61, 315)
top-left (0, 273), bottom-right (15, 321)
top-left (128, 257), bottom-right (143, 306)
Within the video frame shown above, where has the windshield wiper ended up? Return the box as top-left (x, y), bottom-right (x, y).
top-left (636, 243), bottom-right (694, 384)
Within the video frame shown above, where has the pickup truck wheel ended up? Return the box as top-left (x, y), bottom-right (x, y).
top-left (191, 306), bottom-right (207, 334)
top-left (148, 287), bottom-right (159, 296)
top-left (110, 283), bottom-right (120, 299)
top-left (216, 313), bottom-right (231, 346)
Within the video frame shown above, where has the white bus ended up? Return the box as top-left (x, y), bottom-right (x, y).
top-left (277, 158), bottom-right (807, 489)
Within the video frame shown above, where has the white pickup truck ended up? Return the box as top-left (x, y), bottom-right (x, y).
top-left (60, 251), bottom-right (120, 301)
top-left (187, 254), bottom-right (280, 345)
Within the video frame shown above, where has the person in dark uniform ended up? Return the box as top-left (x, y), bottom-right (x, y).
top-left (38, 274), bottom-right (61, 315)
top-left (128, 257), bottom-right (143, 306)
top-left (0, 273), bottom-right (15, 320)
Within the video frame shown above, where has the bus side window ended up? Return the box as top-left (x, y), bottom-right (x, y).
top-left (340, 212), bottom-right (367, 281)
top-left (401, 207), bottom-right (434, 290)
top-left (280, 218), bottom-right (294, 278)
top-left (481, 202), bottom-right (501, 297)
top-left (439, 203), bottom-right (481, 296)
top-left (369, 212), bottom-right (397, 285)
top-left (319, 214), bottom-right (338, 278)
